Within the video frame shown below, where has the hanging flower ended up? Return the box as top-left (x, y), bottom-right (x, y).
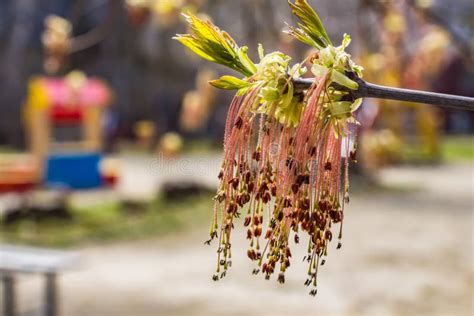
top-left (174, 0), bottom-right (363, 296)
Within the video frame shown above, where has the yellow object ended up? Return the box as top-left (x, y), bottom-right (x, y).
top-left (126, 0), bottom-right (149, 8)
top-left (125, 0), bottom-right (203, 27)
top-left (134, 120), bottom-right (156, 139)
top-left (65, 70), bottom-right (87, 90)
top-left (134, 120), bottom-right (156, 150)
top-left (362, 129), bottom-right (403, 167)
top-left (159, 132), bottom-right (183, 157)
top-left (416, 0), bottom-right (434, 8)
top-left (26, 77), bottom-right (49, 111)
top-left (384, 12), bottom-right (406, 34)
top-left (152, 0), bottom-right (184, 15)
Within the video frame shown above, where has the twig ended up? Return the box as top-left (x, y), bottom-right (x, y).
top-left (293, 77), bottom-right (474, 111)
top-left (69, 0), bottom-right (120, 54)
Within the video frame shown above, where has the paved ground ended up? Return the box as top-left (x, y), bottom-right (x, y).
top-left (6, 162), bottom-right (474, 316)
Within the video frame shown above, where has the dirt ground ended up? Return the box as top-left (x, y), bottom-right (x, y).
top-left (8, 163), bottom-right (474, 316)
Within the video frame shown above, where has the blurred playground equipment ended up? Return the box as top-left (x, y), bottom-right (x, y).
top-left (0, 245), bottom-right (79, 316)
top-left (0, 71), bottom-right (117, 195)
top-left (357, 2), bottom-right (456, 165)
top-left (133, 120), bottom-right (156, 151)
top-left (0, 155), bottom-right (40, 194)
top-left (25, 71), bottom-right (110, 156)
top-left (23, 71), bottom-right (117, 189)
top-left (158, 132), bottom-right (184, 158)
top-left (180, 68), bottom-right (217, 133)
top-left (41, 15), bottom-right (72, 75)
top-left (0, 71), bottom-right (120, 227)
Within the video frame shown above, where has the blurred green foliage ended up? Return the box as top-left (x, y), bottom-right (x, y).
top-left (441, 136), bottom-right (474, 161)
top-left (1, 194), bottom-right (214, 248)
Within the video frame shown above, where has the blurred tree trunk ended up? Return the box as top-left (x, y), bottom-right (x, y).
top-left (0, 0), bottom-right (39, 147)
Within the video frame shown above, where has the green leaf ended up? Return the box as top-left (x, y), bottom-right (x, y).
top-left (341, 33), bottom-right (351, 50)
top-left (288, 0), bottom-right (332, 48)
top-left (174, 13), bottom-right (256, 77)
top-left (173, 35), bottom-right (217, 63)
top-left (290, 63), bottom-right (307, 78)
top-left (311, 64), bottom-right (327, 77)
top-left (320, 46), bottom-right (335, 67)
top-left (279, 81), bottom-right (294, 109)
top-left (238, 46), bottom-right (257, 74)
top-left (258, 44), bottom-right (265, 61)
top-left (287, 99), bottom-right (303, 126)
top-left (260, 86), bottom-right (281, 101)
top-left (329, 101), bottom-right (352, 116)
top-left (330, 70), bottom-right (359, 90)
top-left (209, 76), bottom-right (251, 90)
top-left (236, 86), bottom-right (251, 96)
top-left (284, 24), bottom-right (319, 48)
top-left (351, 98), bottom-right (363, 112)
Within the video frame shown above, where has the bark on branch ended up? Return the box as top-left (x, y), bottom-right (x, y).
top-left (292, 77), bottom-right (474, 111)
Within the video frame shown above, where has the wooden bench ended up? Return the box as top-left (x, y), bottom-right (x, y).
top-left (0, 245), bottom-right (78, 316)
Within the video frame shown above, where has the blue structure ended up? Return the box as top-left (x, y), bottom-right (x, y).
top-left (45, 153), bottom-right (102, 189)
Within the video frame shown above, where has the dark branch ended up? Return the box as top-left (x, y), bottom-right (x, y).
top-left (292, 77), bottom-right (474, 111)
top-left (69, 0), bottom-right (120, 54)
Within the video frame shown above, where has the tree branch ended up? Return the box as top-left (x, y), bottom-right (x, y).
top-left (292, 77), bottom-right (474, 111)
top-left (69, 0), bottom-right (120, 54)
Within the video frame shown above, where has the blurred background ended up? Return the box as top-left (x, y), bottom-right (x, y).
top-left (0, 0), bottom-right (472, 315)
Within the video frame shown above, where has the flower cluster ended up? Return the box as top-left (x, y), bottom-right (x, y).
top-left (174, 13), bottom-right (308, 128)
top-left (175, 0), bottom-right (363, 296)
